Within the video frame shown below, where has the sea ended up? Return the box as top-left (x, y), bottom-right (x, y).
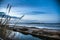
top-left (8, 23), bottom-right (60, 40)
top-left (9, 23), bottom-right (60, 30)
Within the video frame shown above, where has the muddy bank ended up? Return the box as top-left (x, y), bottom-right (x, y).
top-left (8, 26), bottom-right (60, 40)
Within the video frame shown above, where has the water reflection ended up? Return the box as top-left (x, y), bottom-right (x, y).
top-left (8, 31), bottom-right (41, 40)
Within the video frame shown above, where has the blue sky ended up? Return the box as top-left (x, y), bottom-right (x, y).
top-left (0, 0), bottom-right (60, 23)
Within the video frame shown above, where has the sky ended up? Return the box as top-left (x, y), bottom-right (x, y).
top-left (0, 0), bottom-right (60, 23)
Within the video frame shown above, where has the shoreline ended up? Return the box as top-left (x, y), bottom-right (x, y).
top-left (0, 24), bottom-right (60, 40)
top-left (8, 25), bottom-right (60, 40)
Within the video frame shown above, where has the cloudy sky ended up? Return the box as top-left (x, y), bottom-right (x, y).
top-left (0, 0), bottom-right (60, 23)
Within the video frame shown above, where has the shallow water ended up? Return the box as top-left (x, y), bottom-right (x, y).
top-left (8, 31), bottom-right (42, 40)
top-left (7, 23), bottom-right (60, 40)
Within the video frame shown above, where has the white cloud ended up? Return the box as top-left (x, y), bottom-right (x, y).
top-left (0, 7), bottom-right (59, 23)
top-left (22, 13), bottom-right (58, 23)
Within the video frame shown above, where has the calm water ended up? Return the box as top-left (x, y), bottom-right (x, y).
top-left (8, 31), bottom-right (42, 40)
